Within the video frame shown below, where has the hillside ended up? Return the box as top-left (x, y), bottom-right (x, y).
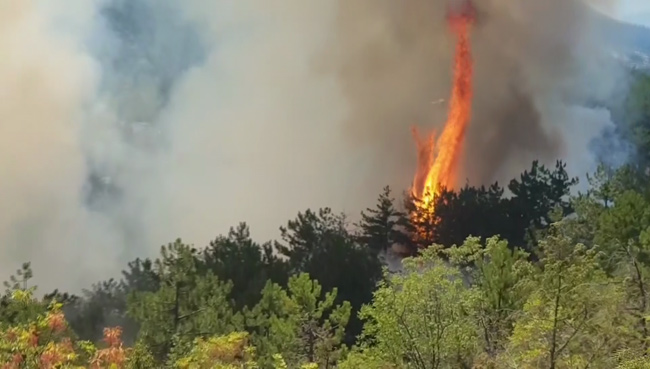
top-left (590, 5), bottom-right (650, 69)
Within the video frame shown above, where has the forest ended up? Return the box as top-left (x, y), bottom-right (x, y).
top-left (2, 73), bottom-right (650, 368)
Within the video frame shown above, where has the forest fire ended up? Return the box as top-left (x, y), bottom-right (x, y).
top-left (411, 1), bottom-right (475, 213)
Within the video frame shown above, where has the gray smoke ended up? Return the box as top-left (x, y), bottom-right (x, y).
top-left (0, 0), bottom-right (628, 291)
top-left (320, 0), bottom-right (627, 189)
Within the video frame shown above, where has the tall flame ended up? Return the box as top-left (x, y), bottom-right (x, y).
top-left (411, 3), bottom-right (475, 211)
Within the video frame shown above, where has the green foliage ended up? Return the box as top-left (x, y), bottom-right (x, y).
top-left (127, 239), bottom-right (241, 361)
top-left (432, 183), bottom-right (507, 248)
top-left (594, 187), bottom-right (650, 349)
top-left (613, 72), bottom-right (650, 165)
top-left (3, 263), bottom-right (33, 293)
top-left (501, 225), bottom-right (625, 368)
top-left (174, 331), bottom-right (258, 369)
top-left (245, 282), bottom-right (298, 367)
top-left (338, 350), bottom-right (396, 369)
top-left (445, 236), bottom-right (535, 356)
top-left (125, 340), bottom-right (157, 369)
top-left (0, 263), bottom-right (47, 327)
top-left (285, 273), bottom-right (350, 367)
top-left (246, 273), bottom-right (351, 368)
top-left (353, 247), bottom-right (479, 369)
top-left (11, 155), bottom-right (650, 367)
top-left (65, 258), bottom-right (159, 345)
top-left (597, 190), bottom-right (650, 247)
top-left (277, 208), bottom-right (382, 344)
top-left (507, 160), bottom-right (579, 248)
top-left (0, 290), bottom-right (96, 368)
top-left (616, 349), bottom-right (650, 369)
top-left (203, 223), bottom-right (289, 310)
top-left (122, 258), bottom-right (161, 294)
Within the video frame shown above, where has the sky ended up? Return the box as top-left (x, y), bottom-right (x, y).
top-left (617, 0), bottom-right (650, 26)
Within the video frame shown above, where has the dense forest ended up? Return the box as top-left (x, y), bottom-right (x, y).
top-left (2, 72), bottom-right (650, 368)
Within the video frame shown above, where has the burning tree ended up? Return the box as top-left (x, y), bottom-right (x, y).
top-left (410, 0), bottom-right (476, 241)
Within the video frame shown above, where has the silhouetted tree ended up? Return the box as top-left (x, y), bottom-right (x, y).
top-left (122, 258), bottom-right (160, 294)
top-left (433, 183), bottom-right (507, 248)
top-left (356, 186), bottom-right (413, 255)
top-left (202, 222), bottom-right (289, 310)
top-left (276, 208), bottom-right (382, 344)
top-left (506, 160), bottom-right (578, 248)
top-left (401, 161), bottom-right (577, 252)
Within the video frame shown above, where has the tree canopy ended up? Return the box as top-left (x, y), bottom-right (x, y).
top-left (3, 70), bottom-right (650, 369)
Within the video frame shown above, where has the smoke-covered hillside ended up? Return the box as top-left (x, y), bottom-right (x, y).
top-left (597, 13), bottom-right (650, 53)
top-left (590, 5), bottom-right (650, 69)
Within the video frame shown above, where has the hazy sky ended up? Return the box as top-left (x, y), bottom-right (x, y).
top-left (618, 0), bottom-right (650, 25)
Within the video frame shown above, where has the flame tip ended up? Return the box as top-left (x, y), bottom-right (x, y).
top-left (411, 7), bottom-right (474, 227)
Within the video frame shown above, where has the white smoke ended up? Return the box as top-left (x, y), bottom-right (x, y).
top-left (0, 0), bottom-right (634, 292)
top-left (0, 1), bottom-right (120, 291)
top-left (146, 1), bottom-right (359, 248)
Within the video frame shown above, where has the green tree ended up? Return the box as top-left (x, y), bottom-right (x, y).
top-left (356, 186), bottom-right (413, 255)
top-left (122, 257), bottom-right (161, 294)
top-left (403, 161), bottom-right (577, 252)
top-left (287, 273), bottom-right (350, 368)
top-left (126, 340), bottom-right (157, 369)
top-left (173, 331), bottom-right (258, 369)
top-left (0, 263), bottom-right (46, 326)
top-left (245, 282), bottom-right (299, 368)
top-left (245, 273), bottom-right (351, 369)
top-left (595, 189), bottom-right (650, 352)
top-left (550, 163), bottom-right (650, 253)
top-left (351, 247), bottom-right (479, 369)
top-left (276, 208), bottom-right (382, 344)
top-left (3, 262), bottom-right (33, 293)
top-left (610, 71), bottom-right (650, 167)
top-left (202, 222), bottom-right (289, 310)
top-left (432, 183), bottom-right (507, 248)
top-left (0, 289), bottom-right (98, 368)
top-left (339, 351), bottom-right (396, 369)
top-left (127, 239), bottom-right (240, 361)
top-left (506, 160), bottom-right (578, 249)
top-left (445, 236), bottom-right (535, 358)
top-left (502, 224), bottom-right (624, 368)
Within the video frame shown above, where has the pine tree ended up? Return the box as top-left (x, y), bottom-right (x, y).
top-left (356, 186), bottom-right (412, 255)
top-left (503, 224), bottom-right (624, 368)
top-left (402, 188), bottom-right (435, 252)
top-left (445, 236), bottom-right (534, 358)
top-left (507, 160), bottom-right (579, 248)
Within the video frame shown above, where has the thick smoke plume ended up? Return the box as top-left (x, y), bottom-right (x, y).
top-left (0, 1), bottom-right (109, 290)
top-left (322, 0), bottom-right (625, 189)
top-left (0, 0), bottom-right (626, 291)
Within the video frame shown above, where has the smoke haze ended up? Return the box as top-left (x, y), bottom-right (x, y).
top-left (322, 0), bottom-right (626, 189)
top-left (0, 0), bottom-right (628, 290)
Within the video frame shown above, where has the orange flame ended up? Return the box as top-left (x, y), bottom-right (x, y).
top-left (411, 6), bottom-right (475, 212)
